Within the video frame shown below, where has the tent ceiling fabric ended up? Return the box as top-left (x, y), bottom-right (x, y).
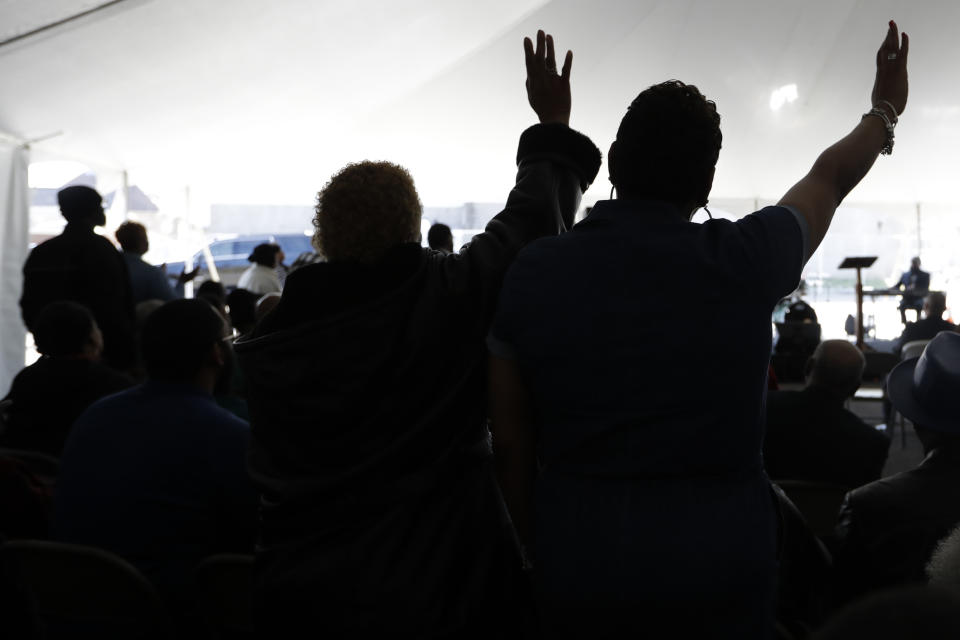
top-left (1, 0), bottom-right (957, 206)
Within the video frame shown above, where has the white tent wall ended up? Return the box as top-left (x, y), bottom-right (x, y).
top-left (0, 142), bottom-right (30, 394)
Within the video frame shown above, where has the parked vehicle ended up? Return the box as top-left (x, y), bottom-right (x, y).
top-left (166, 233), bottom-right (316, 289)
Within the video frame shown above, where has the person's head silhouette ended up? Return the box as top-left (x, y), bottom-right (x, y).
top-left (313, 161), bottom-right (422, 264)
top-left (115, 221), bottom-right (150, 255)
top-left (427, 223), bottom-right (454, 254)
top-left (608, 81), bottom-right (722, 220)
top-left (58, 185), bottom-right (106, 227)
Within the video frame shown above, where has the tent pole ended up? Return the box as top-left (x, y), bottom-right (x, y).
top-left (916, 202), bottom-right (922, 258)
top-left (0, 0), bottom-right (135, 50)
top-left (122, 170), bottom-right (130, 220)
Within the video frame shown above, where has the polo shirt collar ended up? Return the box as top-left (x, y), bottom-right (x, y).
top-left (586, 198), bottom-right (691, 225)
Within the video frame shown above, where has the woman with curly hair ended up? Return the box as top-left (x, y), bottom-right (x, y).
top-left (236, 30), bottom-right (601, 636)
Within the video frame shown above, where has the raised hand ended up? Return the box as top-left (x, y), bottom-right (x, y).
top-left (872, 20), bottom-right (909, 117)
top-left (524, 30), bottom-right (573, 125)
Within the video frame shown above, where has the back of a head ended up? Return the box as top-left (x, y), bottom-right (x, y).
top-left (926, 291), bottom-right (947, 317)
top-left (248, 243), bottom-right (281, 267)
top-left (226, 288), bottom-right (258, 334)
top-left (140, 299), bottom-right (224, 383)
top-left (33, 301), bottom-right (98, 358)
top-left (811, 586), bottom-right (960, 640)
top-left (313, 161), bottom-right (422, 263)
top-left (427, 223), bottom-right (454, 253)
top-left (114, 221), bottom-right (148, 253)
top-left (196, 280), bottom-right (228, 308)
top-left (786, 300), bottom-right (818, 324)
top-left (57, 185), bottom-right (103, 224)
top-left (808, 340), bottom-right (865, 398)
top-left (609, 80), bottom-right (722, 207)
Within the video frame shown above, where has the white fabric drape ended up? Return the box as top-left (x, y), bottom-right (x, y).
top-left (0, 143), bottom-right (30, 396)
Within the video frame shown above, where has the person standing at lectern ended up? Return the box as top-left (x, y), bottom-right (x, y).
top-left (894, 256), bottom-right (930, 323)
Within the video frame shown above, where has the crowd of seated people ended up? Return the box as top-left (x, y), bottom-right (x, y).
top-left (13, 19), bottom-right (960, 640)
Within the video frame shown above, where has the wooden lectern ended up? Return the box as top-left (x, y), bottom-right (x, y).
top-left (839, 256), bottom-right (877, 349)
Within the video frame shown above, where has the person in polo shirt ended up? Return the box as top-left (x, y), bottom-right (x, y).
top-left (488, 21), bottom-right (909, 638)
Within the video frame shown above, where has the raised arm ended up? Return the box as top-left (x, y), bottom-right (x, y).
top-left (524, 30), bottom-right (573, 125)
top-left (437, 31), bottom-right (600, 313)
top-left (779, 21), bottom-right (909, 257)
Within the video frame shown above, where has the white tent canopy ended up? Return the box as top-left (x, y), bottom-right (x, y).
top-left (2, 0), bottom-right (959, 389)
top-left (2, 0), bottom-right (958, 206)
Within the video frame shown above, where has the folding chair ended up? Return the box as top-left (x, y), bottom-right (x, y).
top-left (195, 553), bottom-right (255, 638)
top-left (0, 539), bottom-right (172, 639)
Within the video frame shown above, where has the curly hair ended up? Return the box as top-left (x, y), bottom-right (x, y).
top-left (313, 161), bottom-right (422, 263)
top-left (610, 80), bottom-right (722, 207)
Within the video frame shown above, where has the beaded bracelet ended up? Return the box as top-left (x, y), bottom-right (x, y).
top-left (863, 107), bottom-right (895, 155)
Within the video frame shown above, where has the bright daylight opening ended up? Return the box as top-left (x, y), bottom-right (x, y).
top-left (769, 83), bottom-right (799, 111)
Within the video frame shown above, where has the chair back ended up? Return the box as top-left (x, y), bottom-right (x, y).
top-left (0, 539), bottom-right (171, 638)
top-left (195, 553), bottom-right (255, 637)
top-left (774, 480), bottom-right (849, 540)
top-left (901, 339), bottom-right (931, 361)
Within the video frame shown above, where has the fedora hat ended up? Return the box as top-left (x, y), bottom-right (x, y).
top-left (888, 331), bottom-right (960, 433)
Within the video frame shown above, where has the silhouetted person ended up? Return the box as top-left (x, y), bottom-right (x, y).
top-left (488, 23), bottom-right (908, 639)
top-left (115, 220), bottom-right (197, 303)
top-left (20, 186), bottom-right (136, 370)
top-left (226, 288), bottom-right (258, 337)
top-left (0, 302), bottom-right (132, 456)
top-left (893, 291), bottom-right (954, 356)
top-left (427, 222), bottom-right (454, 253)
top-left (894, 256), bottom-right (930, 324)
top-left (774, 299), bottom-right (823, 381)
top-left (53, 299), bottom-right (256, 636)
top-left (238, 243), bottom-right (283, 294)
top-left (765, 340), bottom-right (889, 487)
top-left (833, 332), bottom-right (960, 604)
top-left (196, 280), bottom-right (227, 313)
top-left (235, 30), bottom-right (600, 637)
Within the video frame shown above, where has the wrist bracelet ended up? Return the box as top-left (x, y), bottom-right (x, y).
top-left (863, 107), bottom-right (895, 155)
top-left (876, 99), bottom-right (899, 123)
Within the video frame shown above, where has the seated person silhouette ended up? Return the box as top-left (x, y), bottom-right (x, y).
top-left (894, 256), bottom-right (930, 323)
top-left (20, 185), bottom-right (136, 370)
top-left (773, 300), bottom-right (823, 381)
top-left (765, 340), bottom-right (889, 488)
top-left (234, 30), bottom-right (601, 637)
top-left (225, 288), bottom-right (258, 337)
top-left (0, 301), bottom-right (132, 457)
top-left (52, 299), bottom-right (257, 634)
top-left (893, 291), bottom-right (955, 356)
top-left (427, 222), bottom-right (454, 254)
top-left (832, 332), bottom-right (960, 604)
